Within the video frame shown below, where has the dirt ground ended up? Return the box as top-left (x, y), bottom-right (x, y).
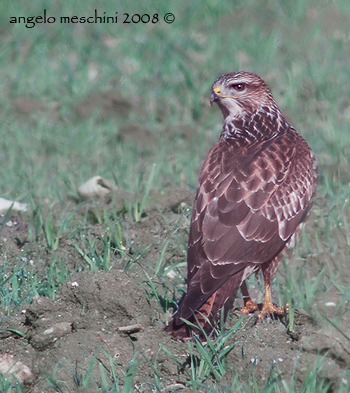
top-left (1, 94), bottom-right (349, 392)
top-left (1, 196), bottom-right (349, 392)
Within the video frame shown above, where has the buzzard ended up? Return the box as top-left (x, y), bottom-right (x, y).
top-left (165, 71), bottom-right (318, 340)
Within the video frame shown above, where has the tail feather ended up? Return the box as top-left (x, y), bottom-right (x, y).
top-left (165, 271), bottom-right (245, 340)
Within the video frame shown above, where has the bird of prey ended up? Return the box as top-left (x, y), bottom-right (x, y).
top-left (165, 71), bottom-right (318, 340)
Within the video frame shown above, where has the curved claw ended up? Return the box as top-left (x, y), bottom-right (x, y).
top-left (255, 301), bottom-right (289, 321)
top-left (239, 299), bottom-right (259, 314)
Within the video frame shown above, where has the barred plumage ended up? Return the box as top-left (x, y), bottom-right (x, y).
top-left (165, 71), bottom-right (318, 340)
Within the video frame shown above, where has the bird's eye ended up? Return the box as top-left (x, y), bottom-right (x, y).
top-left (231, 83), bottom-right (246, 91)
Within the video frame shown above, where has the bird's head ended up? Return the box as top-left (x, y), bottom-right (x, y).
top-left (210, 71), bottom-right (274, 119)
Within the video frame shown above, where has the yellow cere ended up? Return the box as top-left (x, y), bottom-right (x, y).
top-left (213, 86), bottom-right (221, 95)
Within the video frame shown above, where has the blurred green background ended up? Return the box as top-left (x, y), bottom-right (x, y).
top-left (1, 0), bottom-right (350, 391)
top-left (1, 0), bottom-right (350, 204)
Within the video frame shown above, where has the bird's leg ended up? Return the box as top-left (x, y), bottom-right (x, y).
top-left (239, 281), bottom-right (258, 314)
top-left (256, 268), bottom-right (285, 320)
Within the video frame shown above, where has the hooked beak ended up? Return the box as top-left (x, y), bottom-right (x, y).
top-left (210, 85), bottom-right (238, 105)
top-left (210, 85), bottom-right (221, 106)
top-left (210, 92), bottom-right (218, 106)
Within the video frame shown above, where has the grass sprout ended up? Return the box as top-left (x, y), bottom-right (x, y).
top-left (1, 0), bottom-right (349, 391)
top-left (133, 164), bottom-right (157, 222)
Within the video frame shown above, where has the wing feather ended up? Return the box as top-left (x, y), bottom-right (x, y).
top-left (186, 128), bottom-right (317, 305)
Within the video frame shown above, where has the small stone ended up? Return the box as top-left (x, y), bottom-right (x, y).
top-left (0, 353), bottom-right (33, 383)
top-left (43, 327), bottom-right (54, 335)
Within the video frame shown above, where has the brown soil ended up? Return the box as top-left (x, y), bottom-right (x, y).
top-left (73, 92), bottom-right (133, 120)
top-left (1, 99), bottom-right (349, 392)
top-left (1, 192), bottom-right (349, 393)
